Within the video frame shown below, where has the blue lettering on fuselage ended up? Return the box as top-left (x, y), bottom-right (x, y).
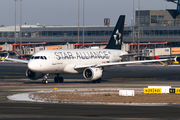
top-left (54, 51), bottom-right (110, 60)
top-left (76, 52), bottom-right (81, 59)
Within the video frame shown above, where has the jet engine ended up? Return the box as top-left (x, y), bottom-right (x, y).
top-left (83, 67), bottom-right (102, 80)
top-left (26, 69), bottom-right (44, 80)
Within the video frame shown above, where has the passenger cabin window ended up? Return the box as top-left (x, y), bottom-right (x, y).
top-left (30, 56), bottom-right (47, 60)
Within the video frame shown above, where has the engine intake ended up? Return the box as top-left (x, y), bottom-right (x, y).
top-left (26, 69), bottom-right (44, 80)
top-left (83, 67), bottom-right (102, 80)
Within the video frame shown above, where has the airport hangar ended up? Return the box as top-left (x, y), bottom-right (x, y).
top-left (1, 1), bottom-right (180, 52)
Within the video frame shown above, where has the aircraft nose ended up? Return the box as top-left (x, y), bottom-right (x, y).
top-left (28, 60), bottom-right (47, 72)
top-left (28, 61), bottom-right (37, 71)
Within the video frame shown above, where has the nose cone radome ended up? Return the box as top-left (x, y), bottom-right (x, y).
top-left (28, 60), bottom-right (48, 72)
top-left (28, 61), bottom-right (37, 72)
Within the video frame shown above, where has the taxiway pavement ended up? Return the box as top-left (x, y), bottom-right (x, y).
top-left (0, 62), bottom-right (180, 119)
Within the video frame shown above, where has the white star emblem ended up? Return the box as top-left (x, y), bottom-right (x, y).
top-left (113, 30), bottom-right (121, 45)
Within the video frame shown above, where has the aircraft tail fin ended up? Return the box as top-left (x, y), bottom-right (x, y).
top-left (105, 15), bottom-right (125, 50)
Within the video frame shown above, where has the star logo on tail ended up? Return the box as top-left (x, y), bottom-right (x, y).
top-left (113, 30), bottom-right (121, 45)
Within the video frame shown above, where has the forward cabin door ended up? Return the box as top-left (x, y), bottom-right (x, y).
top-left (49, 52), bottom-right (56, 65)
top-left (49, 52), bottom-right (63, 73)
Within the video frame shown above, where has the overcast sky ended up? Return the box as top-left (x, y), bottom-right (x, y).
top-left (0, 0), bottom-right (177, 26)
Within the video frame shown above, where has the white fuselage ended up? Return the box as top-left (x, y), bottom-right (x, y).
top-left (28, 48), bottom-right (128, 74)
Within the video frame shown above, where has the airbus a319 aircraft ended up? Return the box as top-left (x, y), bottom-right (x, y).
top-left (6, 15), bottom-right (169, 84)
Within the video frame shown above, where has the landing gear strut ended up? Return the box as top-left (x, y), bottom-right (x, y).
top-left (54, 74), bottom-right (64, 83)
top-left (42, 74), bottom-right (49, 84)
top-left (92, 78), bottom-right (101, 83)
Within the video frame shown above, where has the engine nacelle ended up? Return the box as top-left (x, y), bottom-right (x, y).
top-left (83, 67), bottom-right (102, 80)
top-left (26, 69), bottom-right (44, 80)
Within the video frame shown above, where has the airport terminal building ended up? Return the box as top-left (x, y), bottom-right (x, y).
top-left (1, 1), bottom-right (180, 48)
top-left (0, 10), bottom-right (180, 45)
top-left (0, 20), bottom-right (180, 44)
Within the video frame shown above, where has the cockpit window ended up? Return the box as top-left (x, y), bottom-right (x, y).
top-left (34, 56), bottom-right (40, 59)
top-left (30, 56), bottom-right (34, 59)
top-left (43, 56), bottom-right (47, 60)
top-left (30, 56), bottom-right (47, 60)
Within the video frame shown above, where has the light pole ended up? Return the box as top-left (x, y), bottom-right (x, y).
top-left (14, 0), bottom-right (17, 44)
top-left (138, 0), bottom-right (140, 60)
top-left (83, 0), bottom-right (85, 47)
top-left (78, 0), bottom-right (80, 44)
top-left (20, 0), bottom-right (22, 54)
top-left (133, 0), bottom-right (135, 43)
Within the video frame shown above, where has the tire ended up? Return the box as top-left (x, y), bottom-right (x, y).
top-left (92, 78), bottom-right (101, 83)
top-left (92, 80), bottom-right (96, 83)
top-left (54, 77), bottom-right (58, 83)
top-left (42, 80), bottom-right (45, 84)
top-left (97, 78), bottom-right (101, 83)
top-left (45, 80), bottom-right (48, 84)
top-left (59, 77), bottom-right (64, 83)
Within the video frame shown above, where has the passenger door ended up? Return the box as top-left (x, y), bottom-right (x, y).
top-left (49, 52), bottom-right (56, 65)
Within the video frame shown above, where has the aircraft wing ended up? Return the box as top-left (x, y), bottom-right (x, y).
top-left (74, 64), bottom-right (96, 69)
top-left (97, 59), bottom-right (168, 67)
top-left (5, 58), bottom-right (29, 64)
top-left (75, 59), bottom-right (168, 69)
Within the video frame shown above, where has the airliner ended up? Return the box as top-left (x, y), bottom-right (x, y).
top-left (5, 15), bottom-right (169, 84)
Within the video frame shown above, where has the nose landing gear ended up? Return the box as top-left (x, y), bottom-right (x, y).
top-left (54, 74), bottom-right (64, 83)
top-left (42, 74), bottom-right (49, 84)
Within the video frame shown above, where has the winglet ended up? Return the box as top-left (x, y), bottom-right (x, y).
top-left (168, 56), bottom-right (177, 62)
top-left (5, 52), bottom-right (9, 59)
top-left (174, 56), bottom-right (177, 62)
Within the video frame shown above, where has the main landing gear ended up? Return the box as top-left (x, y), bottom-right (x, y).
top-left (92, 78), bottom-right (101, 83)
top-left (42, 74), bottom-right (64, 84)
top-left (54, 74), bottom-right (64, 83)
top-left (42, 74), bottom-right (49, 84)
